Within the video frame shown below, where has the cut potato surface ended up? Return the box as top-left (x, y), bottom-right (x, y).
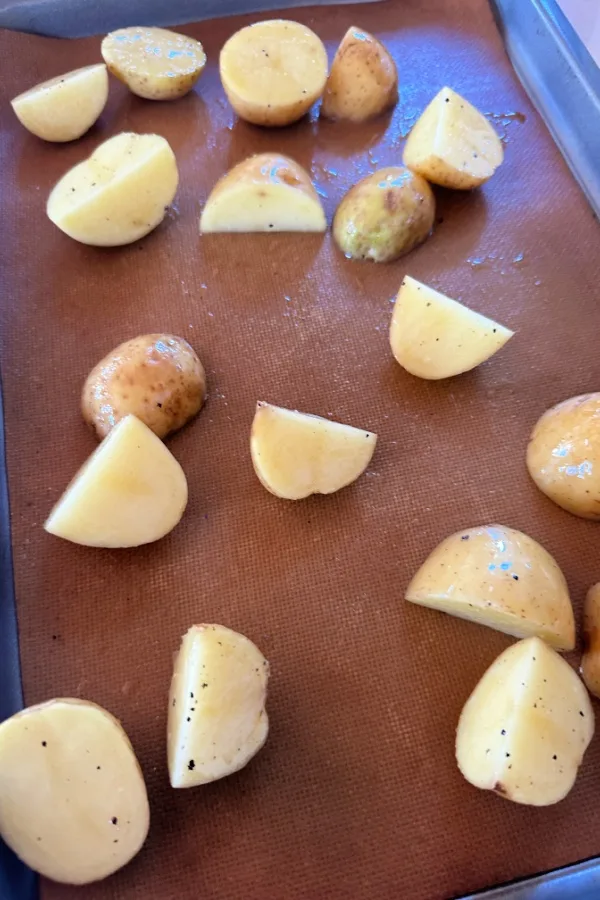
top-left (581, 583), bottom-right (600, 698)
top-left (11, 64), bottom-right (108, 142)
top-left (251, 402), bottom-right (377, 500)
top-left (200, 153), bottom-right (326, 233)
top-left (390, 275), bottom-right (513, 379)
top-left (457, 637), bottom-right (594, 806)
top-left (168, 625), bottom-right (269, 787)
top-left (220, 19), bottom-right (328, 126)
top-left (47, 132), bottom-right (178, 246)
top-left (45, 414), bottom-right (187, 548)
top-left (403, 87), bottom-right (503, 189)
top-left (0, 699), bottom-right (149, 883)
top-left (321, 26), bottom-right (398, 122)
top-left (406, 524), bottom-right (575, 650)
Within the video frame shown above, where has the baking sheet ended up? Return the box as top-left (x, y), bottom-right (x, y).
top-left (1, 1), bottom-right (600, 898)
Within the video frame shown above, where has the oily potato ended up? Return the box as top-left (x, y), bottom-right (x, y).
top-left (456, 637), bottom-right (594, 806)
top-left (219, 20), bottom-right (328, 126)
top-left (526, 393), bottom-right (600, 519)
top-left (406, 524), bottom-right (575, 650)
top-left (82, 334), bottom-right (206, 440)
top-left (321, 26), bottom-right (398, 122)
top-left (333, 167), bottom-right (434, 262)
top-left (581, 583), bottom-right (600, 697)
top-left (0, 699), bottom-right (149, 884)
top-left (11, 64), bottom-right (108, 142)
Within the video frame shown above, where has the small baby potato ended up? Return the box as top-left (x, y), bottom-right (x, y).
top-left (11, 64), bottom-right (108, 142)
top-left (527, 393), bottom-right (600, 519)
top-left (219, 19), bottom-right (328, 126)
top-left (83, 334), bottom-right (206, 440)
top-left (582, 584), bottom-right (600, 698)
top-left (102, 26), bottom-right (206, 100)
top-left (321, 26), bottom-right (398, 122)
top-left (333, 167), bottom-right (434, 262)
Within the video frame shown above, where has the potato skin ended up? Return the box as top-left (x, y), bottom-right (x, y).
top-left (582, 584), bottom-right (600, 698)
top-left (321, 27), bottom-right (398, 122)
top-left (82, 334), bottom-right (206, 440)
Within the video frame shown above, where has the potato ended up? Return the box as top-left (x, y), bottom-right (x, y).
top-left (82, 334), bottom-right (206, 440)
top-left (45, 414), bottom-right (187, 548)
top-left (11, 64), bottom-right (108, 142)
top-left (581, 584), bottom-right (600, 697)
top-left (526, 393), bottom-right (600, 520)
top-left (168, 625), bottom-right (269, 787)
top-left (390, 275), bottom-right (513, 379)
top-left (101, 26), bottom-right (206, 101)
top-left (320, 26), bottom-right (397, 122)
top-left (251, 401), bottom-right (377, 500)
top-left (200, 153), bottom-right (326, 233)
top-left (0, 698), bottom-right (149, 883)
top-left (456, 637), bottom-right (594, 806)
top-left (333, 167), bottom-right (435, 263)
top-left (47, 132), bottom-right (178, 246)
top-left (219, 19), bottom-right (328, 127)
top-left (403, 86), bottom-right (503, 189)
top-left (406, 524), bottom-right (575, 650)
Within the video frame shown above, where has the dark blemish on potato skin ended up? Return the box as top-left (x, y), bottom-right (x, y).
top-left (188, 759), bottom-right (195, 770)
top-left (493, 782), bottom-right (507, 795)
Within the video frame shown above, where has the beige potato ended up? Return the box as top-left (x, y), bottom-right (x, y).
top-left (406, 524), bottom-right (575, 650)
top-left (82, 334), bottom-right (206, 440)
top-left (102, 26), bottom-right (206, 100)
top-left (333, 167), bottom-right (434, 262)
top-left (168, 625), bottom-right (269, 787)
top-left (321, 26), bottom-right (398, 122)
top-left (47, 132), bottom-right (178, 246)
top-left (0, 699), bottom-right (149, 883)
top-left (11, 64), bottom-right (108, 142)
top-left (403, 86), bottom-right (504, 189)
top-left (526, 393), bottom-right (600, 520)
top-left (219, 19), bottom-right (328, 126)
top-left (581, 583), bottom-right (600, 697)
top-left (456, 637), bottom-right (594, 806)
top-left (200, 153), bottom-right (326, 233)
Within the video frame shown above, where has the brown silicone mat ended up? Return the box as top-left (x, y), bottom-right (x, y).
top-left (1, 1), bottom-right (600, 897)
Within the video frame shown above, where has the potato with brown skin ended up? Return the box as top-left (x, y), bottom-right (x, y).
top-left (582, 584), bottom-right (600, 697)
top-left (82, 335), bottom-right (206, 440)
top-left (321, 27), bottom-right (398, 122)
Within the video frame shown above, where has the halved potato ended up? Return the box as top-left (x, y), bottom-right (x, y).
top-left (168, 624), bottom-right (269, 787)
top-left (251, 401), bottom-right (377, 500)
top-left (45, 414), bottom-right (187, 548)
top-left (219, 20), bottom-right (328, 126)
top-left (0, 699), bottom-right (149, 883)
top-left (11, 64), bottom-right (108, 142)
top-left (456, 637), bottom-right (594, 806)
top-left (200, 153), bottom-right (326, 233)
top-left (390, 275), bottom-right (513, 379)
top-left (403, 87), bottom-right (503, 189)
top-left (406, 524), bottom-right (575, 650)
top-left (321, 26), bottom-right (398, 122)
top-left (581, 583), bottom-right (600, 698)
top-left (47, 132), bottom-right (178, 246)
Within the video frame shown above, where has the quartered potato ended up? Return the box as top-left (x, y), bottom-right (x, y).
top-left (47, 132), bottom-right (178, 246)
top-left (219, 19), bottom-right (328, 126)
top-left (321, 26), bottom-right (398, 122)
top-left (11, 64), bottom-right (108, 142)
top-left (390, 275), bottom-right (513, 379)
top-left (0, 699), bottom-right (149, 884)
top-left (45, 414), bottom-right (188, 548)
top-left (403, 87), bottom-right (503, 189)
top-left (200, 153), bottom-right (326, 233)
top-left (456, 637), bottom-right (594, 806)
top-left (102, 26), bottom-right (206, 100)
top-left (168, 625), bottom-right (269, 787)
top-left (581, 583), bottom-right (600, 698)
top-left (251, 401), bottom-right (377, 500)
top-left (406, 524), bottom-right (575, 650)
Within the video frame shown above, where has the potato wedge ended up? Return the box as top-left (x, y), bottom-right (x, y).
top-left (390, 275), bottom-right (513, 379)
top-left (47, 132), bottom-right (178, 246)
top-left (0, 699), bottom-right (149, 883)
top-left (219, 19), bottom-right (328, 126)
top-left (45, 414), bottom-right (187, 547)
top-left (321, 27), bottom-right (398, 122)
top-left (168, 625), bottom-right (269, 787)
top-left (11, 64), bottom-right (108, 142)
top-left (403, 86), bottom-right (503, 189)
top-left (251, 401), bottom-right (377, 500)
top-left (581, 583), bottom-right (600, 697)
top-left (456, 637), bottom-right (594, 806)
top-left (406, 524), bottom-right (575, 650)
